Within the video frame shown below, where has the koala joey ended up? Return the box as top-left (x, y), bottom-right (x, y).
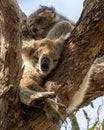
top-left (19, 8), bottom-right (32, 39)
top-left (20, 34), bottom-right (70, 125)
top-left (26, 6), bottom-right (74, 40)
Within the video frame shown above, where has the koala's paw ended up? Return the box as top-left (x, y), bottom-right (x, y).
top-left (30, 91), bottom-right (56, 107)
top-left (45, 107), bottom-right (64, 127)
top-left (43, 98), bottom-right (64, 126)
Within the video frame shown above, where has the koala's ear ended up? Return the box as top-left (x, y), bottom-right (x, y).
top-left (22, 39), bottom-right (37, 57)
top-left (22, 45), bottom-right (35, 58)
top-left (55, 33), bottom-right (70, 47)
top-left (39, 6), bottom-right (56, 18)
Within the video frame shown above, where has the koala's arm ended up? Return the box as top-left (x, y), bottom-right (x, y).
top-left (19, 78), bottom-right (55, 107)
top-left (19, 78), bottom-right (64, 125)
top-left (47, 20), bottom-right (74, 40)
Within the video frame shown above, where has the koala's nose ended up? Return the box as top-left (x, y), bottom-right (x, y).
top-left (41, 57), bottom-right (50, 71)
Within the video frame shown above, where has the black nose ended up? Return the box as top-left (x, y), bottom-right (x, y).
top-left (41, 57), bottom-right (50, 71)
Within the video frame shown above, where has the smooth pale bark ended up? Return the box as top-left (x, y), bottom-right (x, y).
top-left (0, 0), bottom-right (104, 130)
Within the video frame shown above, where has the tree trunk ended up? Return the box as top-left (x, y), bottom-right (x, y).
top-left (0, 0), bottom-right (104, 130)
top-left (0, 0), bottom-right (23, 130)
top-left (44, 0), bottom-right (104, 116)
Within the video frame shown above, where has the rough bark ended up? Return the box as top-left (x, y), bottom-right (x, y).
top-left (0, 0), bottom-right (23, 130)
top-left (45, 0), bottom-right (104, 115)
top-left (0, 0), bottom-right (104, 130)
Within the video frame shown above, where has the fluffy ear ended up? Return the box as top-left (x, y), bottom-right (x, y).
top-left (22, 44), bottom-right (36, 59)
top-left (22, 39), bottom-right (36, 57)
top-left (38, 6), bottom-right (56, 19)
top-left (55, 33), bottom-right (70, 48)
top-left (22, 46), bottom-right (34, 58)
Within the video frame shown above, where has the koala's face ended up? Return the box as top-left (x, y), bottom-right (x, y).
top-left (27, 6), bottom-right (55, 39)
top-left (22, 38), bottom-right (64, 77)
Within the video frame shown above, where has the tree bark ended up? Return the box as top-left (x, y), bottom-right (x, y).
top-left (0, 0), bottom-right (104, 130)
top-left (45, 0), bottom-right (104, 115)
top-left (0, 0), bottom-right (23, 130)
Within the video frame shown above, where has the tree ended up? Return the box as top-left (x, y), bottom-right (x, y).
top-left (0, 0), bottom-right (104, 130)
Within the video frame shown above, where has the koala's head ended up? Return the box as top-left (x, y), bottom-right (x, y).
top-left (26, 6), bottom-right (56, 39)
top-left (22, 36), bottom-right (66, 77)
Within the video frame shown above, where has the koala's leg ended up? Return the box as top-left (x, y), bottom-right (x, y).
top-left (47, 20), bottom-right (74, 40)
top-left (20, 80), bottom-right (64, 125)
top-left (43, 98), bottom-right (64, 126)
top-left (20, 86), bottom-right (64, 126)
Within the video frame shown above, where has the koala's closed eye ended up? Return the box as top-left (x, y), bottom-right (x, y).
top-left (53, 59), bottom-right (59, 62)
top-left (40, 43), bottom-right (46, 47)
top-left (32, 51), bottom-right (39, 62)
top-left (33, 55), bottom-right (39, 61)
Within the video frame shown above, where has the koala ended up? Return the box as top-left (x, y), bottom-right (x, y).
top-left (19, 8), bottom-right (32, 39)
top-left (47, 20), bottom-right (74, 40)
top-left (20, 34), bottom-right (69, 125)
top-left (25, 6), bottom-right (74, 40)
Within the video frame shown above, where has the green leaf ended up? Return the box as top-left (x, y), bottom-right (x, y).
top-left (102, 120), bottom-right (104, 130)
top-left (88, 121), bottom-right (98, 130)
top-left (69, 113), bottom-right (80, 130)
top-left (83, 109), bottom-right (89, 120)
top-left (90, 102), bottom-right (94, 108)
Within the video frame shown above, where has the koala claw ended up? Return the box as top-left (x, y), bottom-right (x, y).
top-left (48, 98), bottom-right (66, 108)
top-left (29, 91), bottom-right (56, 107)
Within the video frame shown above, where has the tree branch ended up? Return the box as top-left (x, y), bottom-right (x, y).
top-left (44, 0), bottom-right (104, 116)
top-left (20, 0), bottom-right (104, 129)
top-left (0, 0), bottom-right (104, 130)
top-left (79, 56), bottom-right (104, 108)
